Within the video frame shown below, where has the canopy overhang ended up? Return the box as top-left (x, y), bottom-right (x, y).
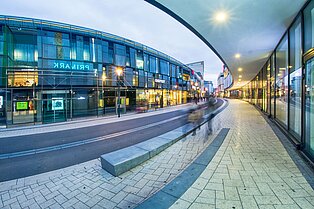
top-left (146, 0), bottom-right (307, 89)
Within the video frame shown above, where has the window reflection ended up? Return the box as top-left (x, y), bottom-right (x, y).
top-left (289, 17), bottom-right (302, 138)
top-left (275, 34), bottom-right (288, 126)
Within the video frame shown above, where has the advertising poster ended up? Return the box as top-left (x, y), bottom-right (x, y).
top-left (52, 98), bottom-right (64, 110)
top-left (16, 102), bottom-right (28, 110)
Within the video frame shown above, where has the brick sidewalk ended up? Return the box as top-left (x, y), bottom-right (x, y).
top-left (1, 100), bottom-right (313, 209)
top-left (0, 114), bottom-right (221, 209)
top-left (169, 100), bottom-right (314, 209)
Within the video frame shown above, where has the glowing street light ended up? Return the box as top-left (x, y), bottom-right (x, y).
top-left (214, 11), bottom-right (228, 22)
top-left (115, 67), bottom-right (123, 77)
top-left (235, 53), bottom-right (241, 59)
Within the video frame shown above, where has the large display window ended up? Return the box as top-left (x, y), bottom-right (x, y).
top-left (275, 34), bottom-right (289, 126)
top-left (289, 16), bottom-right (302, 139)
top-left (305, 56), bottom-right (314, 160)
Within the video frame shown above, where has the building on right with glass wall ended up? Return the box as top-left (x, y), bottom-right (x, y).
top-left (233, 0), bottom-right (314, 162)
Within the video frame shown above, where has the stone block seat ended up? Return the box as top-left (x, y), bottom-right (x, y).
top-left (101, 99), bottom-right (227, 177)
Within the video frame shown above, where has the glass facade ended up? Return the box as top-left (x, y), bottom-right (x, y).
top-left (305, 57), bottom-right (314, 158)
top-left (304, 0), bottom-right (314, 161)
top-left (239, 1), bottom-right (314, 162)
top-left (275, 34), bottom-right (288, 126)
top-left (304, 0), bottom-right (314, 52)
top-left (0, 16), bottom-right (198, 127)
top-left (289, 16), bottom-right (302, 139)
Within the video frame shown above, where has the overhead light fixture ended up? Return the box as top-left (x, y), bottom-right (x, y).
top-left (239, 75), bottom-right (242, 78)
top-left (235, 53), bottom-right (241, 59)
top-left (238, 68), bottom-right (243, 72)
top-left (214, 11), bottom-right (228, 22)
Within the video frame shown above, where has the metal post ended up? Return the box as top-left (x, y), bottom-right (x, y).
top-left (118, 79), bottom-right (121, 118)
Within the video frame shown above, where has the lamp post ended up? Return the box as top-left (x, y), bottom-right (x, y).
top-left (115, 67), bottom-right (123, 117)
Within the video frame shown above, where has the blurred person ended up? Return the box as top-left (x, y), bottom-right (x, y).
top-left (188, 105), bottom-right (203, 136)
top-left (207, 96), bottom-right (216, 135)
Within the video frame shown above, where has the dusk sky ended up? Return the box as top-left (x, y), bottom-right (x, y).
top-left (0, 0), bottom-right (223, 86)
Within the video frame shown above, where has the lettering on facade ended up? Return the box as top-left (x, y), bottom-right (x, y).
top-left (154, 79), bottom-right (165, 84)
top-left (53, 62), bottom-right (90, 70)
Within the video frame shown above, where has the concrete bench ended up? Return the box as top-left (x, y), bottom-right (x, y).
top-left (100, 127), bottom-right (190, 177)
top-left (100, 99), bottom-right (228, 177)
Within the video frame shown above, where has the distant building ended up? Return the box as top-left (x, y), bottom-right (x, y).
top-left (187, 61), bottom-right (205, 98)
top-left (186, 61), bottom-right (204, 76)
top-left (217, 73), bottom-right (224, 97)
top-left (204, 81), bottom-right (214, 94)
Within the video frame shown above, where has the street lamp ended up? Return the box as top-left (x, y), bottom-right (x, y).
top-left (115, 67), bottom-right (124, 117)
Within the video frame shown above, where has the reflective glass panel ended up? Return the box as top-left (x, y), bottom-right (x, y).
top-left (289, 17), bottom-right (302, 138)
top-left (275, 34), bottom-right (288, 126)
top-left (305, 57), bottom-right (314, 159)
top-left (304, 0), bottom-right (314, 52)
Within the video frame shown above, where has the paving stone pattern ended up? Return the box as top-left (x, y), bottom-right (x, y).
top-left (169, 100), bottom-right (314, 209)
top-left (1, 100), bottom-right (313, 209)
top-left (0, 113), bottom-right (220, 209)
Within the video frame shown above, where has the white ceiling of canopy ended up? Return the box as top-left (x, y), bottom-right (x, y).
top-left (147, 0), bottom-right (306, 89)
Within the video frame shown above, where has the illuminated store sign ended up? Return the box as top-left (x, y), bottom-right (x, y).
top-left (154, 79), bottom-right (165, 84)
top-left (53, 62), bottom-right (90, 70)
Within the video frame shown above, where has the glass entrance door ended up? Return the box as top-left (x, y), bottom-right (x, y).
top-left (42, 91), bottom-right (68, 123)
top-left (305, 56), bottom-right (314, 158)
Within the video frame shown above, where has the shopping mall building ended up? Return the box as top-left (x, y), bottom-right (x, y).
top-left (0, 15), bottom-right (203, 127)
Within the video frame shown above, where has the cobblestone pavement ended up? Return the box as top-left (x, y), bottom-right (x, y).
top-left (0, 111), bottom-right (221, 209)
top-left (169, 100), bottom-right (314, 209)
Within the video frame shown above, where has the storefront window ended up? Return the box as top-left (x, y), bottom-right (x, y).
top-left (305, 57), bottom-right (314, 159)
top-left (147, 72), bottom-right (154, 88)
top-left (136, 50), bottom-right (144, 70)
top-left (267, 61), bottom-right (271, 114)
top-left (149, 56), bottom-right (157, 73)
top-left (7, 70), bottom-right (38, 87)
top-left (271, 54), bottom-right (275, 117)
top-left (114, 44), bottom-right (126, 66)
top-left (0, 26), bottom-right (3, 55)
top-left (133, 70), bottom-right (138, 87)
top-left (159, 59), bottom-right (169, 75)
top-left (304, 0), bottom-right (314, 52)
top-left (42, 31), bottom-right (70, 60)
top-left (275, 34), bottom-right (288, 126)
top-left (289, 17), bottom-right (302, 138)
top-left (130, 48), bottom-right (136, 68)
top-left (138, 70), bottom-right (144, 87)
top-left (72, 89), bottom-right (97, 118)
top-left (102, 41), bottom-right (109, 63)
top-left (143, 53), bottom-right (149, 71)
top-left (262, 66), bottom-right (267, 112)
